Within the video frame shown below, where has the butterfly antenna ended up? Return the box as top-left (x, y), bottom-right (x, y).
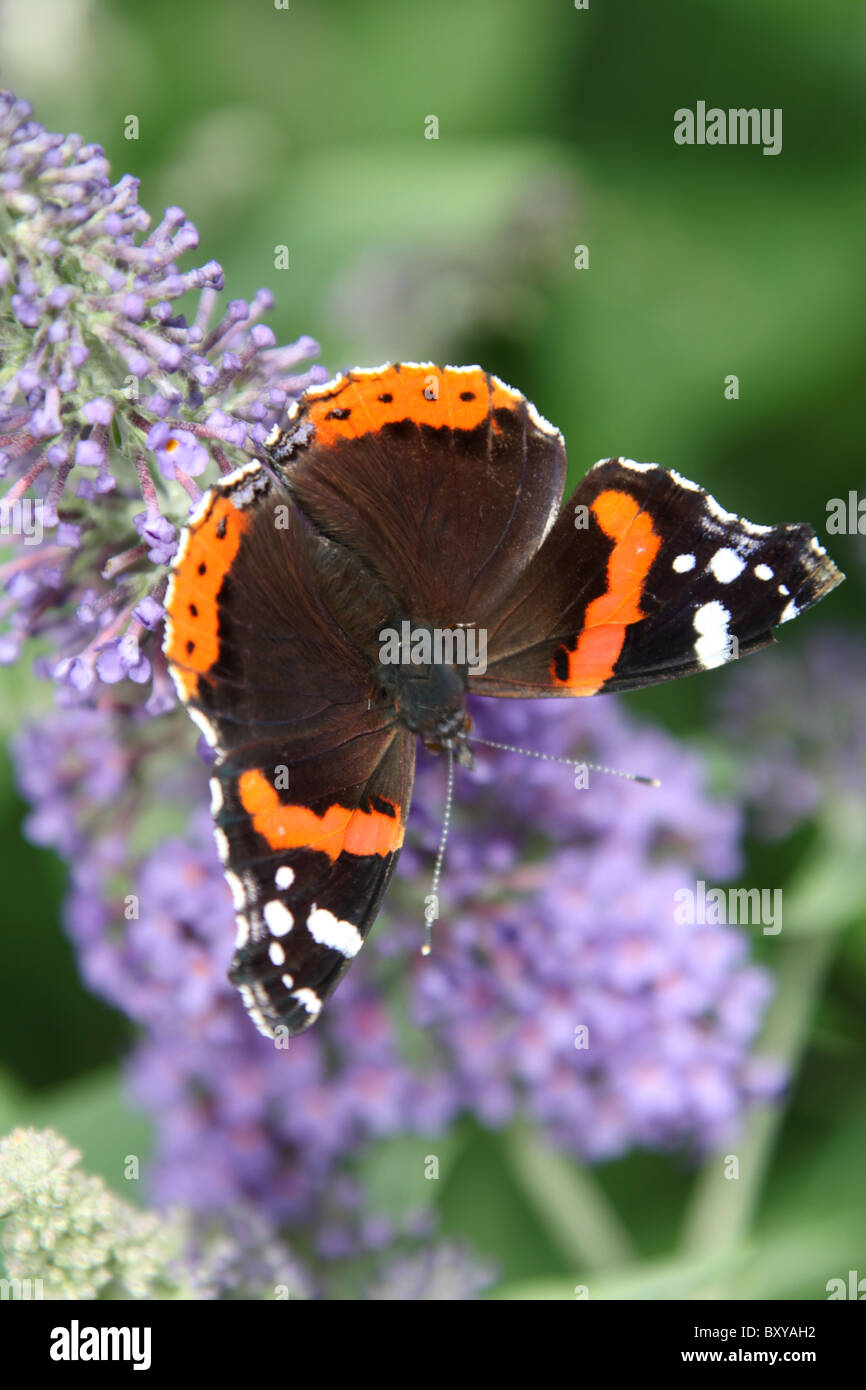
top-left (466, 734), bottom-right (660, 787)
top-left (423, 746), bottom-right (455, 955)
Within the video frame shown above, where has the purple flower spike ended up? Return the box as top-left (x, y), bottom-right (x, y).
top-left (0, 86), bottom-right (320, 705)
top-left (10, 680), bottom-right (786, 1245)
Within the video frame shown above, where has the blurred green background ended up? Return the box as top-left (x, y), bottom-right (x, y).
top-left (1, 0), bottom-right (865, 1297)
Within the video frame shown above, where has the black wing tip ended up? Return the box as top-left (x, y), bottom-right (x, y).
top-left (790, 530), bottom-right (845, 614)
top-left (229, 951), bottom-right (324, 1039)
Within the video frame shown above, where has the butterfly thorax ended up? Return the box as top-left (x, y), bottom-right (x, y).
top-left (376, 622), bottom-right (474, 767)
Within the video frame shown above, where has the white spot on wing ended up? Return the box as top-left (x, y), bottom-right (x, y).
top-left (275, 865), bottom-right (295, 890)
top-left (709, 548), bottom-right (746, 584)
top-left (754, 564), bottom-right (773, 580)
top-left (673, 553), bottom-right (696, 573)
top-left (780, 599), bottom-right (799, 624)
top-left (307, 905), bottom-right (363, 958)
top-left (693, 600), bottom-right (733, 670)
top-left (264, 899), bottom-right (294, 937)
top-left (292, 988), bottom-right (321, 1018)
top-left (268, 940), bottom-right (286, 967)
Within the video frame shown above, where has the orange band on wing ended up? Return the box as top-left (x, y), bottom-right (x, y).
top-left (238, 767), bottom-right (404, 862)
top-left (164, 494), bottom-right (250, 699)
top-left (553, 489), bottom-right (661, 694)
top-left (303, 365), bottom-right (519, 448)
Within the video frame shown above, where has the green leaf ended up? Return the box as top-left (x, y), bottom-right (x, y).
top-left (503, 1121), bottom-right (636, 1271)
top-left (355, 1127), bottom-right (468, 1222)
top-left (495, 1246), bottom-right (749, 1301)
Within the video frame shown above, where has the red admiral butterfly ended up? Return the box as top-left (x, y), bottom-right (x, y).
top-left (163, 363), bottom-right (843, 1038)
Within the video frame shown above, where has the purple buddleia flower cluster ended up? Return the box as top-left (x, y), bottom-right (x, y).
top-left (402, 696), bottom-right (782, 1158)
top-left (12, 687), bottom-right (782, 1237)
top-left (0, 89), bottom-right (324, 702)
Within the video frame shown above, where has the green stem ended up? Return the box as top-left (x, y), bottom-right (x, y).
top-left (504, 1119), bottom-right (637, 1271)
top-left (681, 933), bottom-right (835, 1258)
top-left (680, 798), bottom-right (866, 1275)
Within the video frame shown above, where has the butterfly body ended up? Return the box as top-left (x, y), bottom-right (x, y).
top-left (377, 635), bottom-right (473, 762)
